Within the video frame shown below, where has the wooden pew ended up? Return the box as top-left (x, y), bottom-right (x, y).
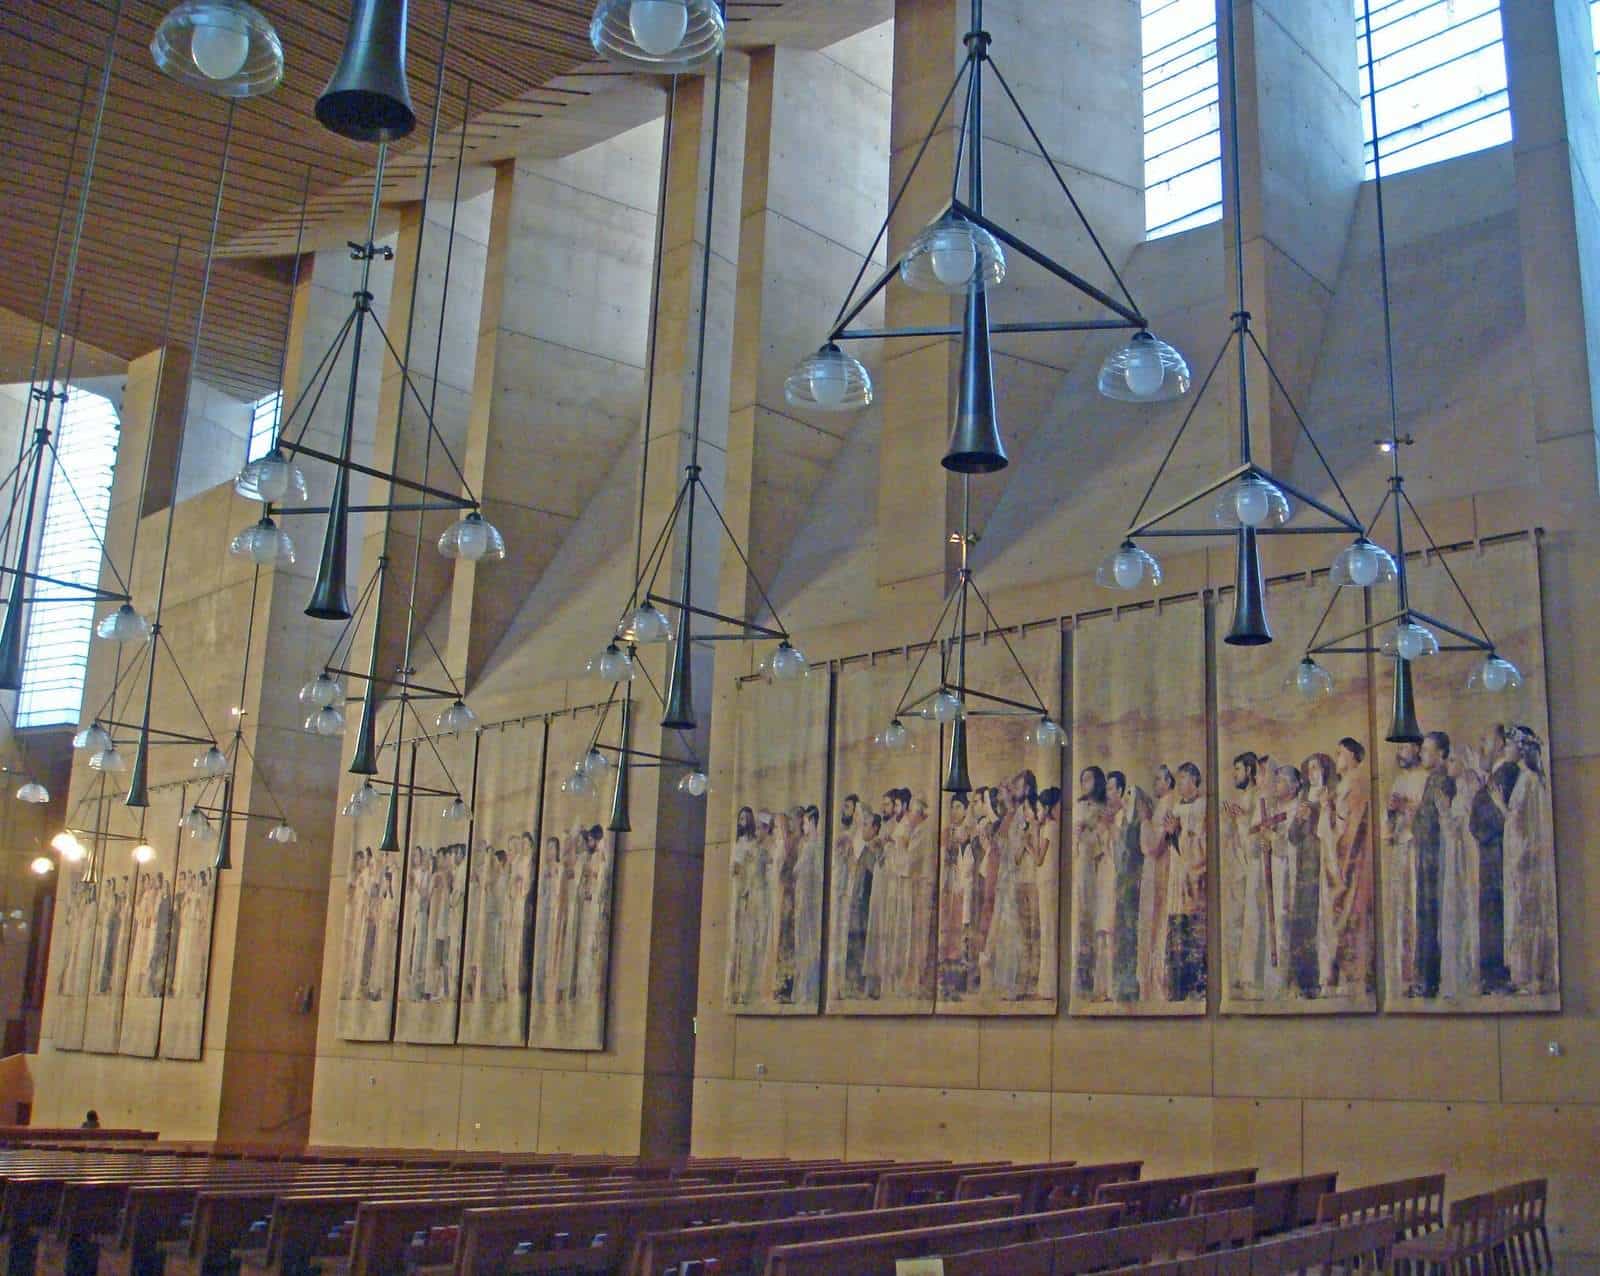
top-left (1313, 1173), bottom-right (1445, 1240)
top-left (870, 1164), bottom-right (1014, 1209)
top-left (625, 1195), bottom-right (1019, 1276)
top-left (1189, 1173), bottom-right (1338, 1237)
top-left (443, 1183), bottom-right (855, 1276)
top-left (763, 1203), bottom-right (1124, 1276)
top-left (798, 1162), bottom-right (939, 1189)
top-left (955, 1160), bottom-right (1142, 1213)
top-left (1095, 1169), bottom-right (1258, 1224)
top-left (1046, 1206), bottom-right (1257, 1274)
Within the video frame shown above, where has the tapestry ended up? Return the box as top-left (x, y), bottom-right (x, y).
top-left (117, 787), bottom-right (186, 1056)
top-left (335, 764), bottom-right (404, 1042)
top-left (394, 735), bottom-right (476, 1044)
top-left (936, 626), bottom-right (1063, 1016)
top-left (82, 804), bottom-right (144, 1052)
top-left (826, 657), bottom-right (940, 1015)
top-left (1377, 537), bottom-right (1558, 1012)
top-left (528, 709), bottom-right (617, 1051)
top-left (49, 863), bottom-right (98, 1052)
top-left (725, 672), bottom-right (830, 1016)
top-left (459, 721), bottom-right (544, 1047)
top-left (1217, 583), bottom-right (1376, 1014)
top-left (1069, 600), bottom-right (1208, 1016)
top-left (158, 806), bottom-right (220, 1060)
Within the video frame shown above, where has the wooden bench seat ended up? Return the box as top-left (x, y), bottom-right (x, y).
top-left (1314, 1173), bottom-right (1445, 1240)
top-left (871, 1163), bottom-right (1013, 1209)
top-left (1094, 1169), bottom-right (1258, 1224)
top-left (955, 1160), bottom-right (1142, 1213)
top-left (1188, 1173), bottom-right (1338, 1237)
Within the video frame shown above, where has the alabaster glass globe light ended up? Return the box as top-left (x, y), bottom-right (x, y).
top-left (89, 746), bottom-right (127, 773)
top-left (132, 842), bottom-right (156, 865)
top-left (768, 641), bottom-right (808, 682)
top-left (300, 673), bottom-right (344, 710)
top-left (621, 604), bottom-right (672, 645)
top-left (30, 856), bottom-right (53, 877)
top-left (442, 797), bottom-right (471, 823)
top-left (267, 822), bottom-right (298, 844)
top-left (1468, 652), bottom-right (1523, 694)
top-left (1383, 619), bottom-right (1440, 661)
top-left (234, 447), bottom-right (307, 505)
top-left (590, 0), bottom-right (725, 73)
top-left (923, 690), bottom-right (965, 723)
top-left (581, 748), bottom-right (611, 778)
top-left (1330, 537), bottom-right (1398, 589)
top-left (229, 515), bottom-right (294, 568)
top-left (561, 766), bottom-right (594, 798)
top-left (16, 780), bottom-right (49, 804)
top-left (306, 704), bottom-right (345, 737)
top-left (1287, 657), bottom-right (1335, 701)
top-left (677, 770), bottom-right (710, 798)
top-left (435, 700), bottom-right (477, 734)
top-left (97, 603), bottom-right (152, 644)
top-left (52, 831), bottom-right (85, 860)
top-left (1097, 541), bottom-right (1163, 592)
top-left (194, 745), bottom-right (228, 778)
top-left (1212, 474), bottom-right (1292, 529)
top-left (150, 0), bottom-right (284, 98)
top-left (1097, 330), bottom-right (1191, 402)
top-left (182, 805), bottom-right (216, 841)
top-left (901, 214), bottom-right (1006, 294)
top-left (438, 511), bottom-right (506, 563)
top-left (341, 784), bottom-right (376, 819)
top-left (1033, 717), bottom-right (1067, 749)
top-left (878, 719), bottom-right (910, 752)
top-left (73, 722), bottom-right (112, 754)
top-left (588, 642), bottom-right (635, 684)
top-left (784, 344), bottom-right (873, 413)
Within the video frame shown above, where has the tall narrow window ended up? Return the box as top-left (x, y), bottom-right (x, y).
top-left (1142, 0), bottom-right (1223, 239)
top-left (247, 388), bottom-right (281, 463)
top-left (1357, 0), bottom-right (1511, 179)
top-left (1592, 0), bottom-right (1599, 94)
top-left (17, 387), bottom-right (119, 728)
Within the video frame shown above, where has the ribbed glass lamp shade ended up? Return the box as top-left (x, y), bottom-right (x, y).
top-left (182, 805), bottom-right (216, 841)
top-left (52, 831), bottom-right (86, 861)
top-left (88, 746), bottom-right (127, 773)
top-left (1032, 717), bottom-right (1067, 749)
top-left (560, 766), bottom-right (594, 797)
top-left (442, 797), bottom-right (471, 823)
top-left (677, 770), bottom-right (710, 797)
top-left (1330, 537), bottom-right (1398, 588)
top-left (922, 690), bottom-right (965, 723)
top-left (1382, 620), bottom-right (1440, 661)
top-left (150, 0), bottom-right (284, 98)
top-left (15, 781), bottom-right (49, 804)
top-left (267, 822), bottom-right (298, 844)
top-left (435, 699), bottom-right (477, 733)
top-left (97, 603), bottom-right (152, 644)
top-left (784, 344), bottom-right (873, 413)
top-left (587, 642), bottom-right (635, 683)
top-left (299, 673), bottom-right (344, 709)
top-left (438, 511), bottom-right (506, 562)
top-left (621, 604), bottom-right (672, 645)
top-left (590, 0), bottom-right (725, 73)
top-left (1097, 541), bottom-right (1162, 591)
top-left (900, 215), bottom-right (1006, 294)
top-left (1212, 475), bottom-right (1292, 530)
top-left (340, 784), bottom-right (376, 818)
top-left (306, 705), bottom-right (345, 737)
top-left (581, 748), bottom-right (612, 777)
top-left (1098, 330), bottom-right (1191, 402)
top-left (767, 641), bottom-right (809, 682)
top-left (234, 447), bottom-right (307, 505)
top-left (229, 516), bottom-right (295, 567)
top-left (73, 723), bottom-right (112, 753)
top-left (194, 745), bottom-right (229, 778)
top-left (1286, 657), bottom-right (1335, 701)
top-left (877, 719), bottom-right (910, 752)
top-left (1467, 653), bottom-right (1523, 693)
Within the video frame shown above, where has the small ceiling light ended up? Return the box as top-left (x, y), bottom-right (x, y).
top-left (15, 781), bottom-right (49, 804)
top-left (267, 821), bottom-right (298, 844)
top-left (590, 0), bottom-right (725, 72)
top-left (234, 447), bottom-right (307, 505)
top-left (1097, 541), bottom-right (1163, 592)
top-left (181, 805), bottom-right (216, 842)
top-left (784, 344), bottom-right (873, 413)
top-left (150, 0), bottom-right (284, 98)
top-left (561, 766), bottom-right (594, 798)
top-left (581, 748), bottom-right (612, 778)
top-left (132, 843), bottom-right (156, 865)
top-left (1330, 538), bottom-right (1398, 589)
top-left (89, 746), bottom-right (127, 774)
top-left (1032, 717), bottom-right (1067, 749)
top-left (621, 604), bottom-right (673, 645)
top-left (1467, 652), bottom-right (1523, 693)
top-left (767, 641), bottom-right (809, 682)
top-left (1212, 474), bottom-right (1292, 530)
top-left (300, 673), bottom-right (344, 709)
top-left (588, 642), bottom-right (635, 684)
top-left (96, 603), bottom-right (152, 645)
top-left (1383, 620), bottom-right (1440, 662)
top-left (442, 797), bottom-right (471, 823)
top-left (194, 745), bottom-right (228, 777)
top-left (435, 700), bottom-right (477, 734)
top-left (900, 214), bottom-right (1006, 294)
top-left (1287, 656), bottom-right (1335, 701)
top-left (1098, 330), bottom-right (1192, 402)
top-left (229, 515), bottom-right (295, 568)
top-left (877, 719), bottom-right (911, 752)
top-left (52, 831), bottom-right (86, 862)
top-left (306, 704), bottom-right (346, 737)
top-left (340, 783), bottom-right (377, 819)
top-left (437, 511), bottom-right (506, 563)
top-left (30, 856), bottom-right (53, 876)
top-left (73, 723), bottom-right (113, 753)
top-left (923, 690), bottom-right (965, 723)
top-left (677, 770), bottom-right (710, 798)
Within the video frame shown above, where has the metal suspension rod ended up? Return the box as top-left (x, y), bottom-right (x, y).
top-left (1220, 0), bottom-right (1252, 469)
top-left (633, 77), bottom-right (677, 598)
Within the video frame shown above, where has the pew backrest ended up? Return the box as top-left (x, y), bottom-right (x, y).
top-left (1313, 1173), bottom-right (1445, 1239)
top-left (1048, 1207), bottom-right (1256, 1276)
top-left (1189, 1172), bottom-right (1338, 1235)
top-left (956, 1160), bottom-right (1141, 1213)
top-left (1095, 1169), bottom-right (1258, 1224)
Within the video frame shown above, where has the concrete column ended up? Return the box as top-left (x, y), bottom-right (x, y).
top-left (1502, 0), bottom-right (1600, 507)
top-left (1219, 0), bottom-right (1363, 473)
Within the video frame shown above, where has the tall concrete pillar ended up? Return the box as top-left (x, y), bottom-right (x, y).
top-left (1219, 0), bottom-right (1363, 473)
top-left (1502, 0), bottom-right (1600, 508)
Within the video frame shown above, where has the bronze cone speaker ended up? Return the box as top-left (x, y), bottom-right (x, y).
top-left (1386, 655), bottom-right (1423, 744)
top-left (214, 779), bottom-right (234, 871)
top-left (662, 630), bottom-right (696, 731)
top-left (307, 467), bottom-right (353, 620)
top-left (317, 0), bottom-right (417, 143)
top-left (349, 691), bottom-right (380, 776)
top-left (607, 694), bottom-right (632, 834)
top-left (943, 281), bottom-right (1008, 474)
top-left (943, 714), bottom-right (972, 795)
top-left (1225, 527), bottom-right (1272, 646)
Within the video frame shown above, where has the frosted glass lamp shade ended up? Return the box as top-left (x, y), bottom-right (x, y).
top-left (878, 719), bottom-right (910, 752)
top-left (435, 700), bottom-right (478, 733)
top-left (1330, 538), bottom-right (1398, 588)
top-left (234, 448), bottom-right (307, 505)
top-left (768, 641), bottom-right (808, 682)
top-left (1467, 653), bottom-right (1523, 693)
top-left (1212, 475), bottom-right (1292, 530)
top-left (1097, 541), bottom-right (1162, 591)
top-left (590, 0), bottom-right (725, 73)
top-left (15, 781), bottom-right (49, 804)
top-left (182, 806), bottom-right (216, 841)
top-left (1286, 657), bottom-right (1335, 701)
top-left (1098, 330), bottom-right (1191, 402)
top-left (588, 642), bottom-right (635, 683)
top-left (133, 843), bottom-right (156, 865)
top-left (438, 512), bottom-right (506, 562)
top-left (923, 690), bottom-right (964, 723)
top-left (30, 857), bottom-right (53, 876)
top-left (1032, 717), bottom-right (1067, 749)
top-left (442, 797), bottom-right (471, 823)
top-left (267, 822), bottom-right (298, 844)
top-left (1383, 620), bottom-right (1440, 661)
top-left (89, 746), bottom-right (127, 773)
top-left (306, 705), bottom-right (345, 736)
top-left (299, 673), bottom-right (344, 709)
top-left (151, 0), bottom-right (284, 98)
top-left (229, 516), bottom-right (294, 567)
top-left (73, 723), bottom-right (112, 753)
top-left (97, 604), bottom-right (152, 644)
top-left (784, 344), bottom-right (873, 413)
top-left (194, 746), bottom-right (229, 777)
top-left (621, 604), bottom-right (672, 645)
top-left (677, 770), bottom-right (710, 797)
top-left (581, 748), bottom-right (611, 777)
top-left (561, 766), bottom-right (594, 797)
top-left (900, 215), bottom-right (1005, 294)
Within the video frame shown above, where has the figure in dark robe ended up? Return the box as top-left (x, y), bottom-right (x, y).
top-left (1412, 731), bottom-right (1454, 999)
top-left (1471, 760), bottom-right (1515, 994)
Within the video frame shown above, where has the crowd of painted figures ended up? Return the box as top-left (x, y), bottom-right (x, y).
top-left (54, 867), bottom-right (215, 1003)
top-left (726, 805), bottom-right (825, 1007)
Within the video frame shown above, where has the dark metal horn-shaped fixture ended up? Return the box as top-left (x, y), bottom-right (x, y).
top-left (1387, 656), bottom-right (1423, 745)
top-left (317, 0), bottom-right (416, 143)
top-left (1225, 528), bottom-right (1272, 647)
top-left (944, 282), bottom-right (1006, 474)
top-left (213, 777), bottom-right (234, 870)
top-left (943, 713), bottom-right (972, 796)
top-left (607, 690), bottom-right (632, 834)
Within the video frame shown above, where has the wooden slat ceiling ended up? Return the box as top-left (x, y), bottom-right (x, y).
top-left (0, 0), bottom-right (829, 402)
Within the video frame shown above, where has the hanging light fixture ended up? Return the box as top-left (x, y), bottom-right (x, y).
top-left (590, 0), bottom-right (725, 73)
top-left (795, 0), bottom-right (1185, 476)
top-left (89, 746), bottom-right (127, 774)
top-left (150, 0), bottom-right (283, 98)
top-left (437, 510), bottom-right (506, 563)
top-left (316, 0), bottom-right (416, 142)
top-left (441, 795), bottom-right (470, 823)
top-left (95, 603), bottom-right (152, 644)
top-left (268, 821), bottom-right (298, 844)
top-left (181, 805), bottom-right (215, 841)
top-left (235, 447), bottom-right (307, 505)
top-left (132, 841), bottom-right (156, 864)
top-left (193, 745), bottom-right (228, 777)
top-left (73, 722), bottom-right (112, 753)
top-left (228, 515), bottom-right (295, 568)
top-left (435, 699), bottom-right (476, 733)
top-left (1097, 0), bottom-right (1365, 650)
top-left (300, 672), bottom-right (345, 709)
top-left (30, 857), bottom-right (53, 877)
top-left (16, 781), bottom-right (49, 804)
